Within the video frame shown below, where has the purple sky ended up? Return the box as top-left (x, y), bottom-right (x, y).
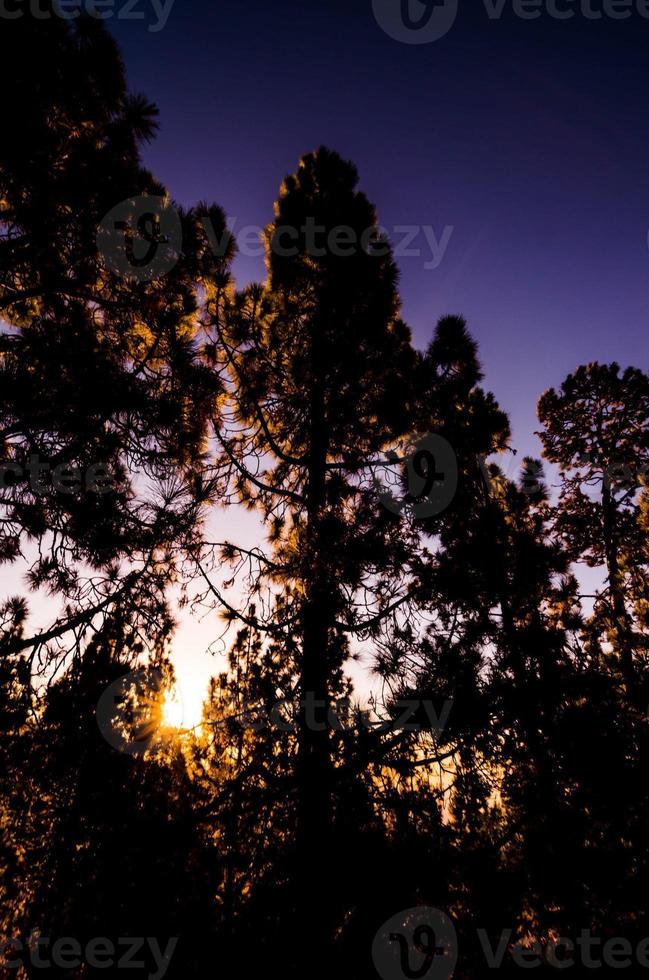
top-left (107, 0), bottom-right (649, 712)
top-left (111, 0), bottom-right (649, 464)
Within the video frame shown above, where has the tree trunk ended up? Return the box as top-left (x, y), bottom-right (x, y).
top-left (294, 334), bottom-right (334, 978)
top-left (601, 476), bottom-right (635, 687)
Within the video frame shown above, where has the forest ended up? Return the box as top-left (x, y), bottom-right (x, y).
top-left (1, 10), bottom-right (649, 980)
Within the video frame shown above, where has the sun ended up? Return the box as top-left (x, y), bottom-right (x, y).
top-left (162, 690), bottom-right (186, 729)
top-left (161, 678), bottom-right (207, 732)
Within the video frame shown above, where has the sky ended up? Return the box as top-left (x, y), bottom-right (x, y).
top-left (60, 0), bottom-right (649, 718)
top-left (110, 0), bottom-right (649, 454)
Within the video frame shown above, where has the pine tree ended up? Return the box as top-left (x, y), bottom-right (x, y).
top-left (195, 147), bottom-right (420, 974)
top-left (538, 362), bottom-right (649, 688)
top-left (0, 10), bottom-right (233, 679)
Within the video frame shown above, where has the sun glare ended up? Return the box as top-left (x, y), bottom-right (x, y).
top-left (162, 679), bottom-right (207, 732)
top-left (162, 691), bottom-right (186, 729)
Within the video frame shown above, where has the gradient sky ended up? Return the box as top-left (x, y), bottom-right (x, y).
top-left (107, 0), bottom-right (649, 714)
top-left (109, 0), bottom-right (649, 459)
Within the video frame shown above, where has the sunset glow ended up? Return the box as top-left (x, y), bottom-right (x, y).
top-left (161, 678), bottom-right (207, 732)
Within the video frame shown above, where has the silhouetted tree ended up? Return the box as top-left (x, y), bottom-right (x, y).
top-left (7, 624), bottom-right (221, 979)
top-left (193, 147), bottom-right (421, 975)
top-left (0, 14), bottom-right (232, 971)
top-left (538, 362), bottom-right (649, 687)
top-left (0, 9), bottom-right (233, 668)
